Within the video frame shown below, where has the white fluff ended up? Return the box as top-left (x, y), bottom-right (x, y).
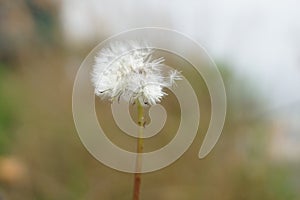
top-left (91, 41), bottom-right (181, 105)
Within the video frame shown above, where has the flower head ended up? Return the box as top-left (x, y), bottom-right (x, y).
top-left (91, 41), bottom-right (181, 105)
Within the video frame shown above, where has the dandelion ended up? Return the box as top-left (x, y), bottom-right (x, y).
top-left (91, 40), bottom-right (181, 106)
top-left (91, 41), bottom-right (181, 200)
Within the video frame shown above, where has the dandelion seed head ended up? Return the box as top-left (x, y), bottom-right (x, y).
top-left (91, 41), bottom-right (181, 105)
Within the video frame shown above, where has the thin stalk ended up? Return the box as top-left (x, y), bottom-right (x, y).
top-left (133, 100), bottom-right (144, 200)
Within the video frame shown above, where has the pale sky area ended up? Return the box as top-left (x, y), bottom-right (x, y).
top-left (60, 0), bottom-right (300, 116)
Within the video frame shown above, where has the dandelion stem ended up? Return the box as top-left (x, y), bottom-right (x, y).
top-left (133, 100), bottom-right (144, 200)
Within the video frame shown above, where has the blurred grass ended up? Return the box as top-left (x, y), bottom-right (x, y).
top-left (0, 63), bottom-right (16, 155)
top-left (0, 50), bottom-right (299, 199)
top-left (0, 48), bottom-right (299, 199)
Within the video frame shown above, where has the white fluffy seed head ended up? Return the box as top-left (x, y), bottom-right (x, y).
top-left (91, 41), bottom-right (182, 106)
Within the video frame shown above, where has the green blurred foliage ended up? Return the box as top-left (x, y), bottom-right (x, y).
top-left (0, 64), bottom-right (15, 154)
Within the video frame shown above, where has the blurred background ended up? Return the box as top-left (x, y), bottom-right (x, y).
top-left (0, 0), bottom-right (300, 199)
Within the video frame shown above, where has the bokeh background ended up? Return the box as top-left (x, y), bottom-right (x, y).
top-left (0, 0), bottom-right (300, 199)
